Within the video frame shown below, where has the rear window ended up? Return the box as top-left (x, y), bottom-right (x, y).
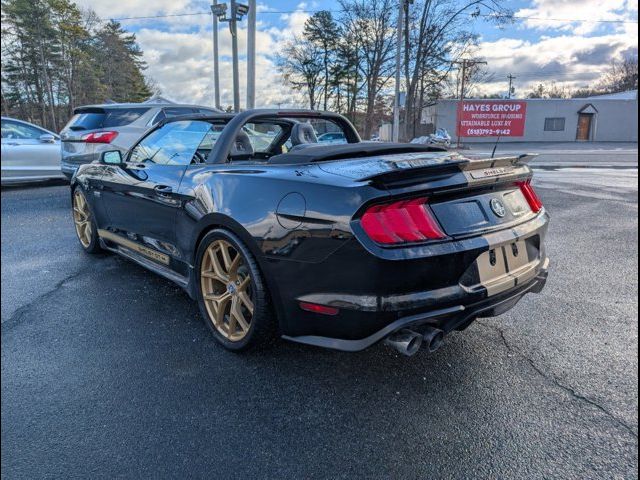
top-left (67, 108), bottom-right (150, 130)
top-left (163, 107), bottom-right (197, 117)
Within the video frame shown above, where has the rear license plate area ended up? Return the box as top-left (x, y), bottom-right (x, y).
top-left (461, 238), bottom-right (539, 297)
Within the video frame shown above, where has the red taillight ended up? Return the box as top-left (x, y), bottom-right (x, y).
top-left (299, 302), bottom-right (339, 316)
top-left (360, 197), bottom-right (446, 245)
top-left (81, 131), bottom-right (118, 143)
top-left (517, 180), bottom-right (543, 213)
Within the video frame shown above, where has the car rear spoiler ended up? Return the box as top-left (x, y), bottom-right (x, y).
top-left (359, 153), bottom-right (537, 187)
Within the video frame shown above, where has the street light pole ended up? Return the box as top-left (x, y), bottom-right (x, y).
top-left (211, 1), bottom-right (221, 109)
top-left (246, 0), bottom-right (256, 109)
top-left (392, 0), bottom-right (405, 143)
top-left (229, 0), bottom-right (240, 112)
top-left (212, 2), bottom-right (248, 113)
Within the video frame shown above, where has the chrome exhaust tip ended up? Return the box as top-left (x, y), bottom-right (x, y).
top-left (422, 327), bottom-right (445, 353)
top-left (384, 329), bottom-right (423, 356)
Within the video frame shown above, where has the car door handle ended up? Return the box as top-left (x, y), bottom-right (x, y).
top-left (127, 163), bottom-right (147, 170)
top-left (154, 185), bottom-right (173, 196)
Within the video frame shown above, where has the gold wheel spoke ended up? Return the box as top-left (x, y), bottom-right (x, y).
top-left (220, 243), bottom-right (233, 271)
top-left (238, 291), bottom-right (254, 314)
top-left (231, 298), bottom-right (250, 332)
top-left (227, 299), bottom-right (238, 334)
top-left (204, 291), bottom-right (231, 303)
top-left (208, 248), bottom-right (229, 283)
top-left (201, 270), bottom-right (222, 280)
top-left (228, 254), bottom-right (242, 280)
top-left (237, 276), bottom-right (251, 292)
top-left (212, 294), bottom-right (231, 324)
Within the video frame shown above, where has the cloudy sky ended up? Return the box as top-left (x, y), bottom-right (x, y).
top-left (75, 0), bottom-right (638, 108)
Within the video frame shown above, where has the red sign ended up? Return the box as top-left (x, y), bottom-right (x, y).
top-left (456, 100), bottom-right (527, 137)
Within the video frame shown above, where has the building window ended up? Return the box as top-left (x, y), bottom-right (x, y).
top-left (544, 117), bottom-right (565, 131)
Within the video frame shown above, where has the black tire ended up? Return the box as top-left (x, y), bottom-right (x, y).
top-left (195, 228), bottom-right (276, 351)
top-left (71, 187), bottom-right (102, 254)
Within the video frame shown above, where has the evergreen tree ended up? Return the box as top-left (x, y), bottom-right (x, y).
top-left (303, 11), bottom-right (340, 111)
top-left (1, 0), bottom-right (152, 130)
top-left (93, 21), bottom-right (151, 103)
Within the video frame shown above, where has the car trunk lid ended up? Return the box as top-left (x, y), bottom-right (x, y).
top-left (344, 152), bottom-right (540, 242)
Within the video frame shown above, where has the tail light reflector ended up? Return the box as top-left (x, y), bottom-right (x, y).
top-left (517, 180), bottom-right (543, 213)
top-left (81, 131), bottom-right (118, 143)
top-left (299, 302), bottom-right (339, 316)
top-left (360, 197), bottom-right (446, 245)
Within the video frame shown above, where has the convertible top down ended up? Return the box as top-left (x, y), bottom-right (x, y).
top-left (70, 109), bottom-right (549, 355)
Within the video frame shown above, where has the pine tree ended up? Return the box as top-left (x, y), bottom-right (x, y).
top-left (303, 11), bottom-right (340, 111)
top-left (93, 21), bottom-right (151, 103)
top-left (1, 1), bottom-right (153, 130)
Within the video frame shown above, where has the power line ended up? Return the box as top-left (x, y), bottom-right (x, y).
top-left (107, 9), bottom-right (638, 24)
top-left (108, 9), bottom-right (340, 21)
top-left (482, 13), bottom-right (638, 24)
top-left (109, 12), bottom-right (209, 21)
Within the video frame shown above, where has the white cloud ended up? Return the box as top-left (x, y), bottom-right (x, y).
top-left (473, 30), bottom-right (638, 97)
top-left (132, 6), bottom-right (312, 108)
top-left (74, 0), bottom-right (194, 19)
top-left (73, 0), bottom-right (638, 106)
top-left (516, 0), bottom-right (636, 35)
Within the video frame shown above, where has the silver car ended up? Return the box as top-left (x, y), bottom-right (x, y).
top-left (59, 101), bottom-right (220, 178)
top-left (1, 116), bottom-right (64, 185)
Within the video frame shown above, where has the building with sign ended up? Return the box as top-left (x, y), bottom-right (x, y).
top-left (421, 91), bottom-right (638, 143)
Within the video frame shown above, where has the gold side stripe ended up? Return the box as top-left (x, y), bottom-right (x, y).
top-left (98, 229), bottom-right (170, 265)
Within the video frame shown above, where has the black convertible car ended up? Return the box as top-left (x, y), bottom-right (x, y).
top-left (70, 109), bottom-right (549, 355)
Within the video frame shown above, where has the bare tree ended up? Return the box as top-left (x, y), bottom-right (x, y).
top-left (276, 36), bottom-right (324, 110)
top-left (400, 0), bottom-right (512, 140)
top-left (526, 82), bottom-right (572, 99)
top-left (599, 54), bottom-right (638, 93)
top-left (340, 0), bottom-right (397, 138)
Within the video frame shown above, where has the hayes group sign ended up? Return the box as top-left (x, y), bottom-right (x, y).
top-left (456, 100), bottom-right (527, 137)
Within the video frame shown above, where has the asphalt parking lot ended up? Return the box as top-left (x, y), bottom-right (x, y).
top-left (2, 149), bottom-right (638, 478)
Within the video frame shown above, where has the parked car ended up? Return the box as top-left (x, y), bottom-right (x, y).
top-left (70, 109), bottom-right (549, 355)
top-left (317, 131), bottom-right (347, 144)
top-left (411, 128), bottom-right (452, 148)
top-left (1, 116), bottom-right (65, 185)
top-left (59, 101), bottom-right (221, 178)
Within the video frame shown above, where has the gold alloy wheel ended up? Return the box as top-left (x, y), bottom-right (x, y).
top-left (200, 239), bottom-right (254, 341)
top-left (73, 189), bottom-right (93, 248)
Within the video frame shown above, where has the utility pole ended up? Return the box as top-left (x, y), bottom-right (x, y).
top-left (507, 74), bottom-right (516, 99)
top-left (214, 2), bottom-right (249, 112)
top-left (211, 1), bottom-right (221, 109)
top-left (246, 0), bottom-right (256, 109)
top-left (454, 58), bottom-right (487, 147)
top-left (392, 0), bottom-right (405, 143)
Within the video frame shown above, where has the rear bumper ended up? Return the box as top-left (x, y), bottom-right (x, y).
top-left (61, 161), bottom-right (79, 179)
top-left (283, 260), bottom-right (548, 352)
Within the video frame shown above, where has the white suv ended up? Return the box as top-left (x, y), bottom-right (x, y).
top-left (59, 101), bottom-right (220, 178)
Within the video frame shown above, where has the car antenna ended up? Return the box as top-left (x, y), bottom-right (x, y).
top-left (490, 135), bottom-right (501, 159)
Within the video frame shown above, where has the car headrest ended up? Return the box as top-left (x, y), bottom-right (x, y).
top-left (230, 130), bottom-right (254, 159)
top-left (290, 123), bottom-right (318, 146)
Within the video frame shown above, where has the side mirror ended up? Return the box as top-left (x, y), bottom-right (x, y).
top-left (101, 150), bottom-right (123, 165)
top-left (39, 133), bottom-right (56, 143)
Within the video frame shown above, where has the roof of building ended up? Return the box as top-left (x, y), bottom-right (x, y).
top-left (585, 90), bottom-right (638, 100)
